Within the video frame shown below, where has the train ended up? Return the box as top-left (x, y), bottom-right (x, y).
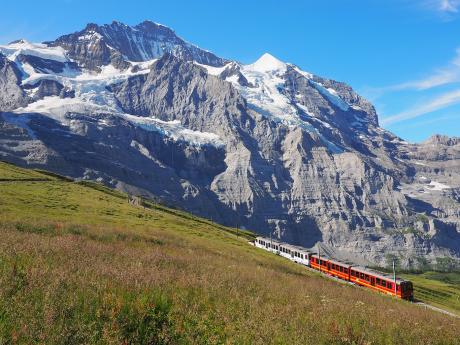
top-left (254, 236), bottom-right (414, 301)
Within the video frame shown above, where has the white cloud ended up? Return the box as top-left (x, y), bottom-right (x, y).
top-left (367, 47), bottom-right (460, 92)
top-left (439, 0), bottom-right (460, 12)
top-left (420, 0), bottom-right (460, 20)
top-left (381, 88), bottom-right (460, 125)
top-left (423, 0), bottom-right (460, 13)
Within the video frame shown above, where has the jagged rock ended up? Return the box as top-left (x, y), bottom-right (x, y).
top-left (0, 53), bottom-right (27, 111)
top-left (23, 79), bottom-right (64, 101)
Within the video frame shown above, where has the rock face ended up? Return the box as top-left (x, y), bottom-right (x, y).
top-left (0, 21), bottom-right (459, 269)
top-left (45, 21), bottom-right (228, 71)
top-left (0, 53), bottom-right (27, 111)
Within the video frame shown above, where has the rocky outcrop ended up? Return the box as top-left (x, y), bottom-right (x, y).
top-left (0, 53), bottom-right (27, 111)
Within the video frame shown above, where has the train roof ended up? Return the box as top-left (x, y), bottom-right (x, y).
top-left (255, 237), bottom-right (311, 253)
top-left (350, 266), bottom-right (409, 284)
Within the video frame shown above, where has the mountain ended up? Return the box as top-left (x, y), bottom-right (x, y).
top-left (0, 20), bottom-right (459, 269)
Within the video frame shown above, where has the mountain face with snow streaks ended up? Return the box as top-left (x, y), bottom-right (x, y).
top-left (0, 20), bottom-right (459, 268)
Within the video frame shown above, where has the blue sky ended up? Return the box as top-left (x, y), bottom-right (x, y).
top-left (1, 0), bottom-right (459, 142)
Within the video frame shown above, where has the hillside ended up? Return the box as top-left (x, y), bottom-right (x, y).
top-left (0, 161), bottom-right (459, 344)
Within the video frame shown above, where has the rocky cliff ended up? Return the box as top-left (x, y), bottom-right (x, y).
top-left (0, 21), bottom-right (459, 268)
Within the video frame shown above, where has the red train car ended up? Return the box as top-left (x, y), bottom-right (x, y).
top-left (310, 254), bottom-right (413, 300)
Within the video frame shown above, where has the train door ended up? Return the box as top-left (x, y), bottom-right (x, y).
top-left (370, 277), bottom-right (375, 286)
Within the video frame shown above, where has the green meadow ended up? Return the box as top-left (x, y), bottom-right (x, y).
top-left (0, 161), bottom-right (459, 344)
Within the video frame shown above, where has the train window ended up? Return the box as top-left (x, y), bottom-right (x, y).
top-left (344, 268), bottom-right (348, 274)
top-left (365, 275), bottom-right (369, 281)
top-left (360, 273), bottom-right (364, 279)
top-left (376, 278), bottom-right (381, 285)
top-left (300, 254), bottom-right (303, 259)
top-left (381, 281), bottom-right (386, 288)
top-left (339, 266), bottom-right (343, 272)
top-left (388, 283), bottom-right (393, 290)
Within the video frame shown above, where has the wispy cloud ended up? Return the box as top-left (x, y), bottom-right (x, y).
top-left (421, 0), bottom-right (460, 20)
top-left (381, 88), bottom-right (460, 125)
top-left (391, 113), bottom-right (460, 128)
top-left (388, 48), bottom-right (460, 91)
top-left (439, 0), bottom-right (460, 12)
top-left (423, 0), bottom-right (460, 13)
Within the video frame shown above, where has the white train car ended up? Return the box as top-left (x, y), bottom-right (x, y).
top-left (255, 237), bottom-right (310, 266)
top-left (254, 236), bottom-right (281, 254)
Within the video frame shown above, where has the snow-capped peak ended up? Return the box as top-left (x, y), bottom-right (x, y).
top-left (249, 53), bottom-right (286, 73)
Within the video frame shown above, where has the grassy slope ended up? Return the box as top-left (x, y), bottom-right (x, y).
top-left (402, 272), bottom-right (460, 316)
top-left (0, 161), bottom-right (459, 344)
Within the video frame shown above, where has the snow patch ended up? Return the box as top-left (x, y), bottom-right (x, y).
top-left (78, 31), bottom-right (103, 41)
top-left (194, 61), bottom-right (229, 76)
top-left (310, 81), bottom-right (350, 111)
top-left (427, 181), bottom-right (451, 191)
top-left (0, 40), bottom-right (67, 62)
top-left (124, 115), bottom-right (224, 147)
top-left (293, 66), bottom-right (313, 79)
